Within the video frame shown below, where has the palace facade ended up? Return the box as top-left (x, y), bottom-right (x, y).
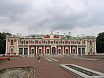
top-left (5, 32), bottom-right (96, 56)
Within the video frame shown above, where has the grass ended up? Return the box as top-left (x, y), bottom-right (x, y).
top-left (0, 60), bottom-right (4, 63)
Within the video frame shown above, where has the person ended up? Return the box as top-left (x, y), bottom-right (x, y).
top-left (37, 54), bottom-right (40, 63)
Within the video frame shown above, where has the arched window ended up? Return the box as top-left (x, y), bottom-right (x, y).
top-left (11, 40), bottom-right (13, 45)
top-left (26, 41), bottom-right (28, 44)
top-left (22, 41), bottom-right (24, 44)
top-left (51, 41), bottom-right (53, 44)
top-left (10, 46), bottom-right (14, 53)
top-left (90, 41), bottom-right (92, 45)
top-left (90, 48), bottom-right (92, 53)
top-left (56, 41), bottom-right (58, 44)
top-left (82, 40), bottom-right (85, 44)
top-left (11, 48), bottom-right (13, 53)
top-left (78, 41), bottom-right (80, 44)
top-left (14, 39), bottom-right (16, 42)
top-left (46, 41), bottom-right (48, 44)
top-left (39, 41), bottom-right (41, 44)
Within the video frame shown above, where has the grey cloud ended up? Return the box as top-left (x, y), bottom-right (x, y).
top-left (0, 0), bottom-right (104, 35)
top-left (0, 0), bottom-right (31, 25)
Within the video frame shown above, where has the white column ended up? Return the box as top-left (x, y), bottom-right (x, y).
top-left (95, 40), bottom-right (96, 54)
top-left (70, 46), bottom-right (71, 54)
top-left (81, 48), bottom-right (82, 56)
top-left (16, 39), bottom-right (19, 55)
top-left (86, 41), bottom-right (88, 55)
top-left (5, 38), bottom-right (8, 55)
top-left (36, 46), bottom-right (37, 55)
top-left (77, 46), bottom-right (78, 55)
top-left (63, 46), bottom-right (64, 55)
top-left (43, 46), bottom-right (45, 55)
top-left (85, 47), bottom-right (87, 55)
top-left (23, 48), bottom-right (24, 55)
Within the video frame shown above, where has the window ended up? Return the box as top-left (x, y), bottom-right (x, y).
top-left (46, 41), bottom-right (48, 44)
top-left (51, 41), bottom-right (53, 44)
top-left (31, 49), bottom-right (34, 54)
top-left (78, 41), bottom-right (80, 44)
top-left (24, 48), bottom-right (28, 55)
top-left (19, 48), bottom-right (23, 55)
top-left (90, 41), bottom-right (92, 45)
top-left (14, 39), bottom-right (16, 42)
top-left (39, 41), bottom-right (41, 44)
top-left (39, 49), bottom-right (42, 54)
top-left (78, 48), bottom-right (81, 54)
top-left (90, 48), bottom-right (92, 53)
top-left (72, 49), bottom-right (75, 54)
top-left (26, 41), bottom-right (28, 44)
top-left (66, 49), bottom-right (68, 54)
top-left (22, 41), bottom-right (23, 44)
top-left (8, 39), bottom-right (10, 42)
top-left (58, 49), bottom-right (61, 54)
top-left (47, 49), bottom-right (50, 54)
top-left (10, 48), bottom-right (13, 53)
top-left (11, 40), bottom-right (14, 45)
top-left (82, 40), bottom-right (85, 44)
top-left (82, 48), bottom-right (85, 54)
top-left (56, 41), bottom-right (58, 44)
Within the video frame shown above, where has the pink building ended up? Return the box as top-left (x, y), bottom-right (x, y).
top-left (5, 32), bottom-right (96, 56)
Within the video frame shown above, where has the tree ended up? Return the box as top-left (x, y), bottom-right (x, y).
top-left (96, 32), bottom-right (104, 53)
top-left (0, 32), bottom-right (11, 54)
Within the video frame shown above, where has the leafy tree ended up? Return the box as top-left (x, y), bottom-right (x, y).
top-left (0, 32), bottom-right (11, 54)
top-left (96, 32), bottom-right (104, 53)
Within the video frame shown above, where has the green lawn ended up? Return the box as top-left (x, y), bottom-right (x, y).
top-left (0, 60), bottom-right (4, 63)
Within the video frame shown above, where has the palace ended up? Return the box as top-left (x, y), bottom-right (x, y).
top-left (5, 32), bottom-right (96, 56)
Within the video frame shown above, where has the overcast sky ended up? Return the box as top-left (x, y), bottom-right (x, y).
top-left (0, 0), bottom-right (104, 36)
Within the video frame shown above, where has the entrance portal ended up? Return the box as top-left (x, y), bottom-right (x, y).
top-left (52, 47), bottom-right (56, 55)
